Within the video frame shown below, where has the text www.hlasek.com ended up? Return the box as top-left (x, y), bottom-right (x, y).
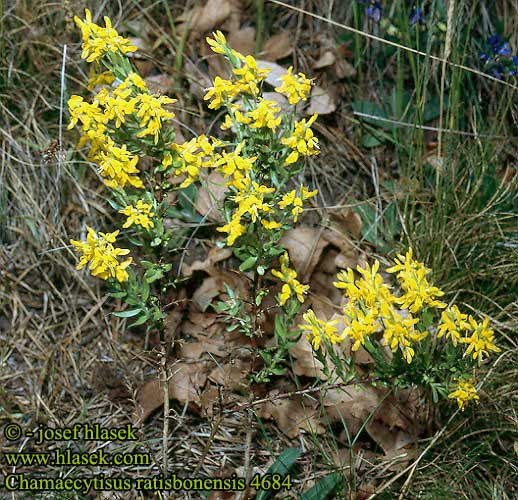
top-left (4, 449), bottom-right (150, 467)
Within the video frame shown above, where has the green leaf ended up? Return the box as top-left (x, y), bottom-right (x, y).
top-left (239, 256), bottom-right (258, 272)
top-left (256, 448), bottom-right (301, 500)
top-left (108, 291), bottom-right (127, 298)
top-left (145, 268), bottom-right (163, 283)
top-left (112, 308), bottom-right (142, 318)
top-left (352, 100), bottom-right (392, 129)
top-left (107, 198), bottom-right (122, 211)
top-left (126, 235), bottom-right (144, 247)
top-left (129, 314), bottom-right (149, 328)
top-left (361, 133), bottom-right (383, 148)
top-left (141, 280), bottom-right (150, 302)
top-left (300, 473), bottom-right (340, 500)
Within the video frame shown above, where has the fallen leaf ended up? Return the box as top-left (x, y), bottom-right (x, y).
top-left (208, 359), bottom-right (250, 390)
top-left (179, 0), bottom-right (232, 34)
top-left (182, 246), bottom-right (233, 277)
top-left (259, 395), bottom-right (325, 438)
top-left (256, 60), bottom-right (288, 87)
top-left (323, 384), bottom-right (382, 435)
top-left (262, 91), bottom-right (290, 113)
top-left (184, 59), bottom-right (213, 100)
top-left (192, 276), bottom-right (221, 312)
top-left (133, 362), bottom-right (207, 424)
top-left (335, 58), bottom-right (357, 79)
top-left (144, 74), bottom-right (173, 94)
top-left (290, 334), bottom-right (327, 380)
top-left (195, 171), bottom-right (228, 222)
top-left (262, 31), bottom-right (292, 60)
top-left (180, 336), bottom-right (227, 359)
top-left (280, 227), bottom-right (329, 281)
top-left (307, 85), bottom-right (336, 115)
top-left (330, 207), bottom-right (362, 239)
top-left (365, 420), bottom-right (415, 469)
top-left (313, 50), bottom-right (336, 69)
top-left (228, 26), bottom-right (256, 56)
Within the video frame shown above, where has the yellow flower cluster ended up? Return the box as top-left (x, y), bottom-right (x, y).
top-left (87, 68), bottom-right (115, 91)
top-left (69, 70), bottom-right (177, 188)
top-left (305, 253), bottom-right (432, 363)
top-left (448, 378), bottom-right (479, 410)
top-left (214, 141), bottom-right (255, 187)
top-left (205, 32), bottom-right (318, 168)
top-left (233, 54), bottom-right (271, 95)
top-left (271, 253), bottom-right (309, 306)
top-left (386, 248), bottom-right (446, 312)
top-left (278, 186), bottom-right (317, 222)
top-left (300, 309), bottom-right (341, 350)
top-left (281, 114), bottom-right (320, 165)
top-left (119, 200), bottom-right (155, 230)
top-left (275, 66), bottom-right (312, 105)
top-left (163, 135), bottom-right (215, 188)
top-left (135, 93), bottom-right (177, 144)
top-left (216, 175), bottom-right (274, 245)
top-left (334, 260), bottom-right (427, 362)
top-left (439, 314), bottom-right (500, 361)
top-left (74, 9), bottom-right (137, 63)
top-left (70, 227), bottom-right (132, 282)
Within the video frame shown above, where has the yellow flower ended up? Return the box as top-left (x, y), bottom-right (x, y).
top-left (119, 200), bottom-right (155, 230)
top-left (204, 76), bottom-right (240, 110)
top-left (135, 93), bottom-right (177, 144)
top-left (460, 316), bottom-right (500, 361)
top-left (113, 73), bottom-right (148, 99)
top-left (216, 214), bottom-right (246, 246)
top-left (448, 378), bottom-right (479, 410)
top-left (342, 302), bottom-right (379, 351)
top-left (299, 309), bottom-right (341, 351)
top-left (74, 9), bottom-right (138, 63)
top-left (233, 177), bottom-right (274, 223)
top-left (171, 135), bottom-right (215, 188)
top-left (248, 99), bottom-right (281, 131)
top-left (278, 185), bottom-right (317, 222)
top-left (275, 66), bottom-right (312, 105)
top-left (98, 139), bottom-right (143, 189)
top-left (355, 260), bottom-right (395, 316)
top-left (281, 114), bottom-right (319, 165)
top-left (271, 252), bottom-right (309, 305)
top-left (68, 94), bottom-right (107, 131)
top-left (87, 68), bottom-right (115, 91)
top-left (70, 226), bottom-right (132, 282)
top-left (101, 94), bottom-right (138, 128)
top-left (206, 31), bottom-right (228, 55)
top-left (261, 219), bottom-right (282, 230)
top-left (232, 54), bottom-right (270, 95)
top-left (215, 142), bottom-right (256, 186)
top-left (387, 248), bottom-right (446, 313)
top-left (381, 310), bottom-right (422, 363)
top-left (437, 305), bottom-right (471, 346)
top-left (333, 268), bottom-right (361, 303)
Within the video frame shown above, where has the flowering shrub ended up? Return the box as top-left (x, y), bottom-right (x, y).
top-left (68, 9), bottom-right (498, 409)
top-left (300, 249), bottom-right (500, 410)
top-left (68, 10), bottom-right (319, 378)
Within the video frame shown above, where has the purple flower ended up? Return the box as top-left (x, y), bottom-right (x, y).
top-left (367, 1), bottom-right (382, 22)
top-left (491, 65), bottom-right (504, 80)
top-left (409, 7), bottom-right (424, 26)
top-left (513, 56), bottom-right (518, 66)
top-left (497, 42), bottom-right (511, 56)
top-left (489, 34), bottom-right (502, 47)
